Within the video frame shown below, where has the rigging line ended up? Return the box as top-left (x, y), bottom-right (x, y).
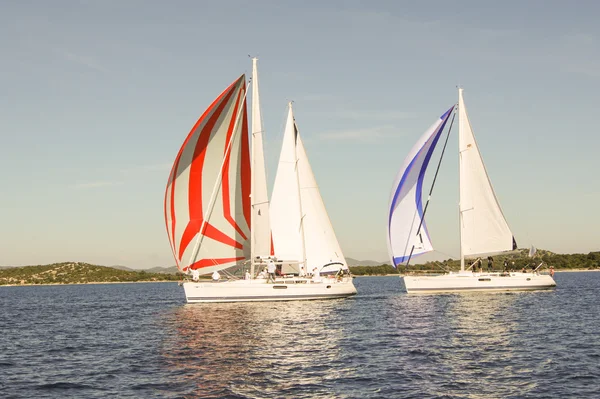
top-left (291, 117), bottom-right (308, 268)
top-left (405, 106), bottom-right (458, 270)
top-left (396, 206), bottom-right (420, 274)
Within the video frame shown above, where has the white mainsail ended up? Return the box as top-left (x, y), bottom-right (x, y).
top-left (250, 58), bottom-right (271, 263)
top-left (270, 104), bottom-right (305, 264)
top-left (458, 88), bottom-right (516, 260)
top-left (387, 107), bottom-right (454, 266)
top-left (271, 103), bottom-right (347, 273)
top-left (165, 75), bottom-right (251, 274)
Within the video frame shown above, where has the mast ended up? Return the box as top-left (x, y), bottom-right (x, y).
top-left (458, 88), bottom-right (465, 272)
top-left (290, 103), bottom-right (308, 269)
top-left (250, 57), bottom-right (271, 277)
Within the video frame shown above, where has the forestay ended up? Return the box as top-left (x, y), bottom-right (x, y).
top-left (164, 75), bottom-right (251, 274)
top-left (387, 107), bottom-right (454, 266)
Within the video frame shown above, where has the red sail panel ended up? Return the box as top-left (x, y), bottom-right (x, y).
top-left (165, 75), bottom-right (251, 274)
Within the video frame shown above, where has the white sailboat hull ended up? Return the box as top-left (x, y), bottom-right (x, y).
top-left (403, 272), bottom-right (556, 293)
top-left (182, 277), bottom-right (357, 303)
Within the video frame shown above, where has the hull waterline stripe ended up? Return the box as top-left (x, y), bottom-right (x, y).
top-left (187, 293), bottom-right (357, 301)
top-left (406, 285), bottom-right (556, 292)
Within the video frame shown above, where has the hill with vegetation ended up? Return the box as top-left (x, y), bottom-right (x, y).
top-left (146, 266), bottom-right (179, 274)
top-left (2, 249), bottom-right (598, 283)
top-left (348, 249), bottom-right (600, 275)
top-left (110, 265), bottom-right (179, 274)
top-left (0, 262), bottom-right (182, 286)
top-left (345, 257), bottom-right (382, 267)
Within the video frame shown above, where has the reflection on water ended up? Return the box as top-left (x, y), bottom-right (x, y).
top-left (441, 293), bottom-right (523, 398)
top-left (385, 290), bottom-right (562, 399)
top-left (2, 275), bottom-right (599, 399)
top-left (161, 300), bottom-right (351, 398)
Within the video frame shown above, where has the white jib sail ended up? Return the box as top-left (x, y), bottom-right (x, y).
top-left (250, 58), bottom-right (271, 262)
top-left (387, 107), bottom-right (454, 267)
top-left (295, 122), bottom-right (348, 273)
top-left (458, 88), bottom-right (515, 257)
top-left (270, 104), bottom-right (304, 264)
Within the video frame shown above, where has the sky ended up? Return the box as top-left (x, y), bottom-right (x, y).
top-left (1, 0), bottom-right (599, 268)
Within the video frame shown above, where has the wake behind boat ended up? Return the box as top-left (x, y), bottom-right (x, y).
top-left (387, 88), bottom-right (556, 293)
top-left (165, 59), bottom-right (356, 302)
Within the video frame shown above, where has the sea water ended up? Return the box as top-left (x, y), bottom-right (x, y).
top-left (1, 273), bottom-right (598, 398)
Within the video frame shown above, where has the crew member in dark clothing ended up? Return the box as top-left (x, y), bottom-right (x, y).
top-left (487, 256), bottom-right (494, 272)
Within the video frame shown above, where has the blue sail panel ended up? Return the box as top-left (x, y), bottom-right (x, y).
top-left (387, 106), bottom-right (454, 267)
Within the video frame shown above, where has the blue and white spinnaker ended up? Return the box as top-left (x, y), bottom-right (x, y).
top-left (387, 107), bottom-right (454, 267)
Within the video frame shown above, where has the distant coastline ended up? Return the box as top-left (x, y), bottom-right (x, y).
top-left (2, 249), bottom-right (599, 286)
top-left (0, 280), bottom-right (179, 287)
top-left (349, 249), bottom-right (600, 276)
top-left (4, 269), bottom-right (598, 287)
top-left (0, 262), bottom-right (181, 287)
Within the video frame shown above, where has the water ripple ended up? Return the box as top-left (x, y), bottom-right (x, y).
top-left (0, 274), bottom-right (599, 398)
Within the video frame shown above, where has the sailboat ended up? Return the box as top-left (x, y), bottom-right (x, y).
top-left (387, 88), bottom-right (556, 293)
top-left (164, 59), bottom-right (356, 302)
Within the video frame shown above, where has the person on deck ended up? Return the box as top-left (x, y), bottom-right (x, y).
top-left (258, 268), bottom-right (267, 279)
top-left (267, 258), bottom-right (276, 283)
top-left (244, 271), bottom-right (251, 280)
top-left (299, 265), bottom-right (306, 277)
top-left (487, 256), bottom-right (494, 272)
top-left (192, 269), bottom-right (200, 281)
top-left (312, 267), bottom-right (321, 282)
top-left (212, 270), bottom-right (220, 281)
